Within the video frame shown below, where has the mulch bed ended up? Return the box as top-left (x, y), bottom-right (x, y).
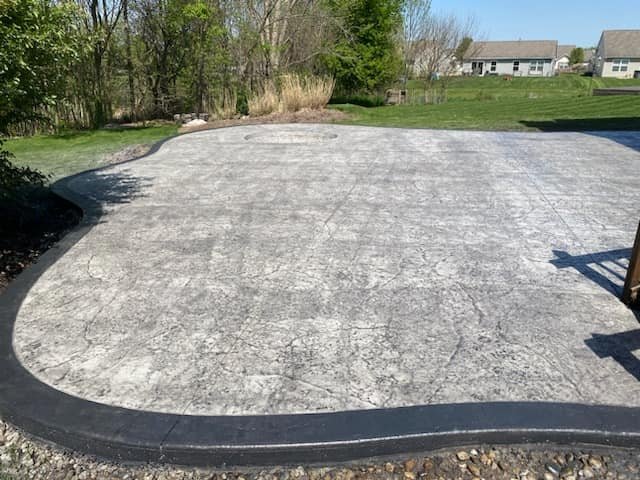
top-left (178, 108), bottom-right (350, 134)
top-left (0, 191), bottom-right (81, 294)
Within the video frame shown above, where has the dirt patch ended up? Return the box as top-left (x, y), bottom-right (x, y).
top-left (101, 143), bottom-right (152, 166)
top-left (178, 108), bottom-right (349, 134)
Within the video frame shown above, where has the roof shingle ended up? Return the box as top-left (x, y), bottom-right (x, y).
top-left (468, 40), bottom-right (558, 60)
top-left (557, 45), bottom-right (576, 58)
top-left (599, 30), bottom-right (640, 58)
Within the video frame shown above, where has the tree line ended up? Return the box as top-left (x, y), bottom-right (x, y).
top-left (1, 0), bottom-right (477, 133)
top-left (1, 0), bottom-right (418, 132)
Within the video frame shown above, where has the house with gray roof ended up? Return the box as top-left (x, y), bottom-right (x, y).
top-left (555, 45), bottom-right (576, 72)
top-left (462, 40), bottom-right (558, 77)
top-left (593, 30), bottom-right (640, 78)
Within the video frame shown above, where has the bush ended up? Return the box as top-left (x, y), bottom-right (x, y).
top-left (279, 75), bottom-right (306, 113)
top-left (213, 89), bottom-right (238, 120)
top-left (248, 81), bottom-right (280, 116)
top-left (0, 142), bottom-right (47, 201)
top-left (248, 74), bottom-right (335, 116)
top-left (304, 76), bottom-right (336, 110)
top-left (329, 94), bottom-right (386, 107)
top-left (236, 89), bottom-right (249, 116)
top-left (0, 140), bottom-right (48, 228)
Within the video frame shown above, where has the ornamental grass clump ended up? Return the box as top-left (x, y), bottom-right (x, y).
top-left (248, 82), bottom-right (280, 117)
top-left (248, 74), bottom-right (335, 116)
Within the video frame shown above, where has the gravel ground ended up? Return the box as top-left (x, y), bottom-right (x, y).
top-left (1, 419), bottom-right (639, 480)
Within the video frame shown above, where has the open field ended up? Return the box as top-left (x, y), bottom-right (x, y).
top-left (4, 124), bottom-right (178, 181)
top-left (334, 93), bottom-right (640, 131)
top-left (407, 74), bottom-right (640, 100)
top-left (333, 75), bottom-right (640, 131)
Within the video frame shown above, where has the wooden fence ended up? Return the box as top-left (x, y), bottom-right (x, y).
top-left (623, 221), bottom-right (640, 308)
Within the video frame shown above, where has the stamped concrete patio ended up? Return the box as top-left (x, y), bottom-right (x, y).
top-left (11, 125), bottom-right (640, 416)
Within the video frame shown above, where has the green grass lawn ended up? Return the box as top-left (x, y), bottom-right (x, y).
top-left (405, 73), bottom-right (640, 101)
top-left (4, 75), bottom-right (640, 180)
top-left (5, 124), bottom-right (178, 181)
top-left (334, 77), bottom-right (640, 131)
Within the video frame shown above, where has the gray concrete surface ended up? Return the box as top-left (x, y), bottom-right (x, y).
top-left (12, 125), bottom-right (640, 415)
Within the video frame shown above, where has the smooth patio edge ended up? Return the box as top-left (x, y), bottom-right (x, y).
top-left (1, 127), bottom-right (640, 467)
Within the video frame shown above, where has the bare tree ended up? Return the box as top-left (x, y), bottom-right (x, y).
top-left (414, 13), bottom-right (476, 81)
top-left (404, 10), bottom-right (477, 102)
top-left (227, 0), bottom-right (336, 86)
top-left (135, 0), bottom-right (189, 116)
top-left (123, 0), bottom-right (136, 120)
top-left (78, 0), bottom-right (124, 126)
top-left (401, 0), bottom-right (431, 85)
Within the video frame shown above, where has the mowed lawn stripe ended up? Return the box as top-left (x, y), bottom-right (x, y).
top-left (334, 96), bottom-right (640, 131)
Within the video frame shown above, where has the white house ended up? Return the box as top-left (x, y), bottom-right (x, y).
top-left (593, 30), bottom-right (640, 78)
top-left (555, 45), bottom-right (575, 72)
top-left (462, 40), bottom-right (558, 77)
top-left (407, 40), bottom-right (462, 78)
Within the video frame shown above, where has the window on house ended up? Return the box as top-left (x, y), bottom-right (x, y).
top-left (513, 61), bottom-right (520, 72)
top-left (491, 61), bottom-right (497, 72)
top-left (612, 59), bottom-right (629, 72)
top-left (529, 60), bottom-right (544, 73)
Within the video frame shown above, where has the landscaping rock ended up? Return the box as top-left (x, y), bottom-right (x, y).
top-left (456, 451), bottom-right (470, 461)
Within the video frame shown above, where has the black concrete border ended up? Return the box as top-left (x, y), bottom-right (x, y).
top-left (2, 128), bottom-right (640, 467)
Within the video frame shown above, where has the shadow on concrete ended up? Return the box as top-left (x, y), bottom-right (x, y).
top-left (585, 327), bottom-right (640, 382)
top-left (56, 169), bottom-right (152, 222)
top-left (85, 170), bottom-right (151, 205)
top-left (550, 248), bottom-right (632, 297)
top-left (520, 120), bottom-right (640, 153)
top-left (583, 130), bottom-right (640, 153)
top-left (520, 118), bottom-right (640, 134)
top-left (552, 247), bottom-right (640, 381)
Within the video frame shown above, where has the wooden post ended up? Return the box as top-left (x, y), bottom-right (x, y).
top-left (623, 221), bottom-right (640, 307)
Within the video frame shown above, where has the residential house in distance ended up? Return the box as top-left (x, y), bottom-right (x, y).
top-left (407, 39), bottom-right (463, 78)
top-left (462, 40), bottom-right (558, 77)
top-left (593, 30), bottom-right (640, 78)
top-left (555, 45), bottom-right (576, 72)
top-left (582, 48), bottom-right (596, 73)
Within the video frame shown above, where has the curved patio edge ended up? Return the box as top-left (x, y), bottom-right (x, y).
top-left (1, 129), bottom-right (640, 467)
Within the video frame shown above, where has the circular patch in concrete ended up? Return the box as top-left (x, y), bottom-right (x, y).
top-left (244, 131), bottom-right (337, 144)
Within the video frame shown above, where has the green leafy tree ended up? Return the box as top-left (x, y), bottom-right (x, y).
top-left (569, 47), bottom-right (584, 66)
top-left (0, 0), bottom-right (78, 133)
top-left (136, 0), bottom-right (193, 116)
top-left (454, 36), bottom-right (473, 63)
top-left (325, 0), bottom-right (403, 94)
top-left (0, 0), bottom-right (80, 134)
top-left (0, 0), bottom-right (77, 223)
top-left (181, 0), bottom-right (230, 114)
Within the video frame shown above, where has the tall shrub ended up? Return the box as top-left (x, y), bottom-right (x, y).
top-left (0, 0), bottom-right (74, 225)
top-left (324, 0), bottom-right (403, 94)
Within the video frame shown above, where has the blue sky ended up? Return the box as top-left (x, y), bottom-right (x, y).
top-left (430, 0), bottom-right (640, 47)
